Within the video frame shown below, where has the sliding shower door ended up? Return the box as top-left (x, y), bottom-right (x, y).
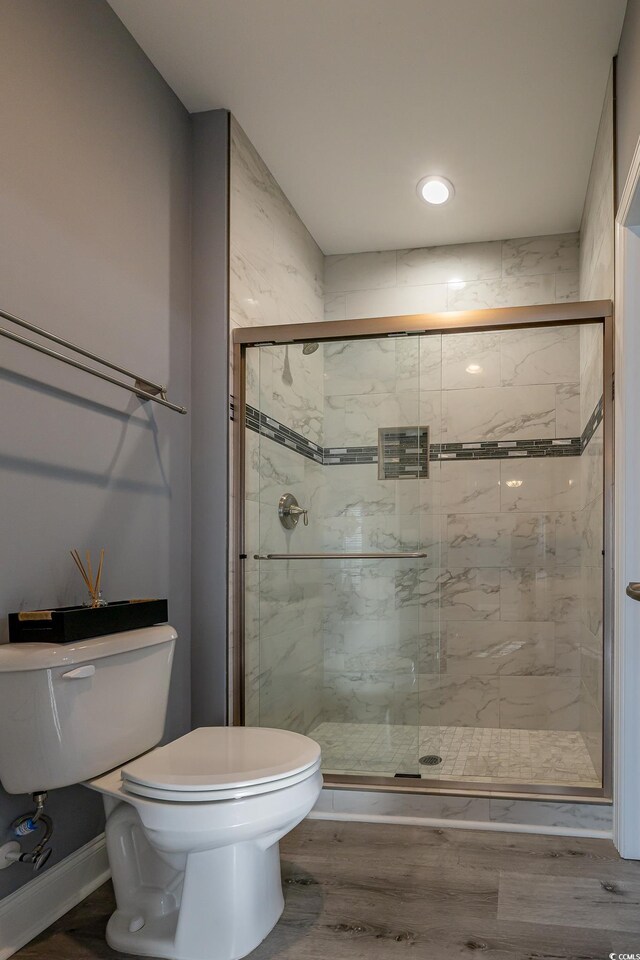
top-left (243, 336), bottom-right (441, 778)
top-left (239, 315), bottom-right (608, 795)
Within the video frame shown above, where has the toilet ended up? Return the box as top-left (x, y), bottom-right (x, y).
top-left (0, 626), bottom-right (322, 960)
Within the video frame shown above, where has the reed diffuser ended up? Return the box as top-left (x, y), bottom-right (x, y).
top-left (70, 548), bottom-right (107, 608)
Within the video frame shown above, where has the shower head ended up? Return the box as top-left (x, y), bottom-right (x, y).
top-left (302, 342), bottom-right (319, 355)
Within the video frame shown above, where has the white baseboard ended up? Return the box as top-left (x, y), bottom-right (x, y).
top-left (308, 809), bottom-right (612, 840)
top-left (0, 834), bottom-right (110, 960)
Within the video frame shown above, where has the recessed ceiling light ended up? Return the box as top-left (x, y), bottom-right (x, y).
top-left (465, 363), bottom-right (482, 374)
top-left (417, 175), bottom-right (454, 205)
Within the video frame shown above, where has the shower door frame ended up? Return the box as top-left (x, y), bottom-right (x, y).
top-left (232, 299), bottom-right (614, 802)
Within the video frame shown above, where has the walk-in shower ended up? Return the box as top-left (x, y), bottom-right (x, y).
top-left (233, 302), bottom-right (612, 799)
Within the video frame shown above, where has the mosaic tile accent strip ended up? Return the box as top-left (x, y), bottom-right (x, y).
top-left (245, 404), bottom-right (323, 464)
top-left (308, 721), bottom-right (600, 788)
top-left (243, 396), bottom-right (604, 469)
top-left (431, 437), bottom-right (581, 461)
top-left (581, 394), bottom-right (603, 452)
top-left (324, 445), bottom-right (377, 465)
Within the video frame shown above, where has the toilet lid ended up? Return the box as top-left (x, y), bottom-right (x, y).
top-left (121, 727), bottom-right (321, 796)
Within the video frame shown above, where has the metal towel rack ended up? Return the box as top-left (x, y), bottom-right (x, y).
top-left (0, 308), bottom-right (187, 415)
top-left (253, 552), bottom-right (428, 560)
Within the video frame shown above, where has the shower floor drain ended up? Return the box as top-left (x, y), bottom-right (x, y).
top-left (419, 754), bottom-right (443, 766)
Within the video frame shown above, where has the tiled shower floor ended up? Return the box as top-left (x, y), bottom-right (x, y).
top-left (308, 721), bottom-right (600, 788)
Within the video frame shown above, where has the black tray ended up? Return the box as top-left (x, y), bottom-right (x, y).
top-left (8, 599), bottom-right (168, 644)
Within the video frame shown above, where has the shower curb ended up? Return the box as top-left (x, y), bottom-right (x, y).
top-left (307, 809), bottom-right (613, 840)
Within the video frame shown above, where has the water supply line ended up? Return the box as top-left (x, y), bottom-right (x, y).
top-left (1, 792), bottom-right (54, 872)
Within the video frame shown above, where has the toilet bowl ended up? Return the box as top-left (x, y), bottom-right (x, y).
top-left (88, 726), bottom-right (323, 960)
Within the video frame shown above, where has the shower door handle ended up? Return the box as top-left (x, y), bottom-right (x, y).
top-left (626, 582), bottom-right (640, 601)
top-left (253, 552), bottom-right (428, 560)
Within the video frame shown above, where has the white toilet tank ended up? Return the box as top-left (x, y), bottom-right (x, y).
top-left (0, 625), bottom-right (176, 794)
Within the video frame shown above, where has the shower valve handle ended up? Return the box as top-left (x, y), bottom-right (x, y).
top-left (288, 505), bottom-right (308, 525)
top-left (278, 493), bottom-right (309, 529)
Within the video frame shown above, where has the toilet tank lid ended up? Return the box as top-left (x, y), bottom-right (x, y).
top-left (0, 625), bottom-right (177, 671)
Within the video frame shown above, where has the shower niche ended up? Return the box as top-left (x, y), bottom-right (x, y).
top-left (234, 304), bottom-right (611, 800)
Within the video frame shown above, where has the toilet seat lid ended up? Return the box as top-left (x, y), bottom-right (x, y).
top-left (121, 727), bottom-right (321, 794)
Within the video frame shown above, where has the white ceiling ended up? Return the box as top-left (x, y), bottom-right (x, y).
top-left (108, 0), bottom-right (626, 254)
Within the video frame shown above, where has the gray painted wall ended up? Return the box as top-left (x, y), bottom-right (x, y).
top-left (0, 0), bottom-right (192, 899)
top-left (190, 109), bottom-right (230, 728)
top-left (616, 0), bottom-right (640, 203)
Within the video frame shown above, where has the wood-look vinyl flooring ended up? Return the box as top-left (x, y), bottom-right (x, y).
top-left (14, 819), bottom-right (640, 959)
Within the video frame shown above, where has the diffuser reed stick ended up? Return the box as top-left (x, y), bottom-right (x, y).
top-left (70, 549), bottom-right (106, 608)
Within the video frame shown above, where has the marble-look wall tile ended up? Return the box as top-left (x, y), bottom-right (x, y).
top-left (583, 564), bottom-right (603, 639)
top-left (435, 567), bottom-right (501, 621)
top-left (318, 462), bottom-right (441, 518)
top-left (325, 250), bottom-right (397, 294)
top-left (232, 117), bottom-right (327, 740)
top-left (500, 325), bottom-right (580, 386)
top-left (396, 564), bottom-right (442, 620)
top-left (447, 275), bottom-right (555, 311)
top-left (259, 660), bottom-right (324, 733)
top-left (441, 332), bottom-right (501, 390)
top-left (258, 344), bottom-right (324, 445)
top-left (316, 790), bottom-right (611, 834)
top-left (500, 458), bottom-right (580, 513)
top-left (440, 460), bottom-right (500, 513)
top-left (323, 564), bottom-right (402, 622)
top-left (579, 323), bottom-right (603, 435)
top-left (582, 494), bottom-right (603, 566)
top-left (322, 669), bottom-right (419, 725)
top-left (500, 567), bottom-right (580, 622)
top-left (554, 621), bottom-right (582, 676)
top-left (311, 789), bottom-right (335, 815)
top-left (580, 682), bottom-right (603, 779)
top-left (312, 791), bottom-right (612, 833)
top-left (324, 294), bottom-right (347, 321)
top-left (417, 334), bottom-right (443, 390)
top-left (324, 389), bottom-right (434, 447)
top-left (327, 233), bottom-right (580, 321)
top-left (442, 383), bottom-right (556, 442)
top-left (489, 799), bottom-right (611, 832)
top-left (257, 562), bottom-right (324, 639)
top-left (419, 673), bottom-right (500, 727)
top-left (245, 344), bottom-right (261, 409)
top-left (230, 120), bottom-right (324, 331)
top-left (230, 245), bottom-right (279, 328)
top-left (332, 790), bottom-right (493, 821)
top-left (555, 382), bottom-right (581, 437)
top-left (444, 621), bottom-right (556, 676)
top-left (260, 617), bottom-right (324, 676)
top-left (445, 512), bottom-right (568, 568)
top-left (246, 431), bottom-right (305, 505)
top-left (579, 67), bottom-right (614, 303)
top-left (499, 676), bottom-right (580, 730)
top-left (502, 234), bottom-right (580, 278)
top-left (581, 634), bottom-right (603, 708)
top-left (320, 513), bottom-right (440, 556)
top-left (554, 510), bottom-right (582, 565)
top-left (581, 422), bottom-right (603, 511)
top-left (344, 282), bottom-right (448, 320)
top-left (331, 618), bottom-right (429, 673)
top-left (555, 270), bottom-right (580, 302)
top-left (397, 241), bottom-right (502, 286)
top-left (323, 338), bottom-right (397, 398)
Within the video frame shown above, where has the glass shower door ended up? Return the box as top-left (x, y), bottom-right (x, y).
top-left (242, 318), bottom-right (607, 794)
top-left (244, 334), bottom-right (442, 780)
